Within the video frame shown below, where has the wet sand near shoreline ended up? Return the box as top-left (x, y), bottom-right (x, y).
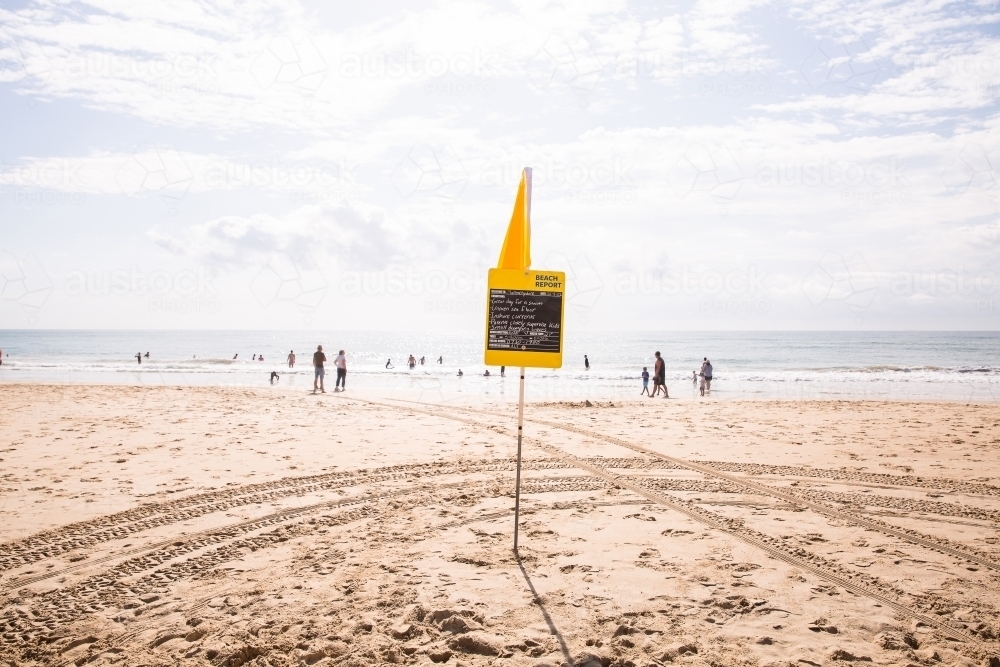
top-left (1, 384), bottom-right (999, 667)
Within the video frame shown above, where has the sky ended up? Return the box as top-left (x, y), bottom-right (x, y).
top-left (1, 0), bottom-right (999, 331)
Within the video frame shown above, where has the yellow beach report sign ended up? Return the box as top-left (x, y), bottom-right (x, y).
top-left (482, 166), bottom-right (565, 370)
top-left (483, 166), bottom-right (563, 552)
top-left (484, 268), bottom-right (566, 368)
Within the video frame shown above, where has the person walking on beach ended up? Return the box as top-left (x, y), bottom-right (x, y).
top-left (584, 355), bottom-right (590, 370)
top-left (287, 350), bottom-right (296, 368)
top-left (334, 350), bottom-right (347, 391)
top-left (701, 358), bottom-right (713, 393)
top-left (313, 345), bottom-right (327, 394)
top-left (641, 367), bottom-right (650, 396)
top-left (501, 366), bottom-right (505, 377)
top-left (651, 351), bottom-right (668, 398)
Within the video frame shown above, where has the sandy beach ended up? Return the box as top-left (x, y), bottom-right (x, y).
top-left (1, 384), bottom-right (998, 667)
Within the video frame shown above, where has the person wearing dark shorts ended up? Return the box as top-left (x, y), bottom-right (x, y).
top-left (334, 349), bottom-right (347, 391)
top-left (313, 345), bottom-right (327, 394)
top-left (652, 351), bottom-right (668, 398)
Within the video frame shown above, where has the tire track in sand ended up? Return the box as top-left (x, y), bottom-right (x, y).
top-left (0, 460), bottom-right (694, 592)
top-left (0, 482), bottom-right (475, 650)
top-left (528, 415), bottom-right (1000, 573)
top-left (0, 459), bottom-right (579, 576)
top-left (345, 397), bottom-right (986, 645)
top-left (388, 399), bottom-right (999, 573)
top-left (1, 474), bottom-right (645, 657)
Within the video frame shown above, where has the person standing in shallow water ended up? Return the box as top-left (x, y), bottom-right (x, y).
top-left (584, 355), bottom-right (590, 370)
top-left (334, 349), bottom-right (347, 391)
top-left (287, 350), bottom-right (296, 368)
top-left (651, 351), bottom-right (668, 398)
top-left (312, 345), bottom-right (327, 394)
top-left (701, 357), bottom-right (713, 393)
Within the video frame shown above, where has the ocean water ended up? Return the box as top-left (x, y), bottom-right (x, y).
top-left (0, 330), bottom-right (998, 402)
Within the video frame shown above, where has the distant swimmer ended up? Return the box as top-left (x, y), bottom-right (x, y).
top-left (135, 352), bottom-right (142, 365)
top-left (258, 354), bottom-right (264, 362)
top-left (253, 354), bottom-right (257, 361)
top-left (437, 356), bottom-right (443, 364)
top-left (408, 355), bottom-right (416, 369)
top-left (501, 366), bottom-right (505, 377)
top-left (641, 367), bottom-right (650, 396)
top-left (334, 350), bottom-right (347, 391)
top-left (287, 350), bottom-right (296, 368)
top-left (457, 369), bottom-right (464, 377)
top-left (386, 359), bottom-right (394, 369)
top-left (313, 345), bottom-right (327, 394)
top-left (484, 369), bottom-right (491, 377)
top-left (584, 354), bottom-right (590, 370)
top-left (233, 353), bottom-right (238, 360)
top-left (144, 351), bottom-right (149, 359)
top-left (420, 356), bottom-right (426, 365)
top-left (270, 371), bottom-right (279, 384)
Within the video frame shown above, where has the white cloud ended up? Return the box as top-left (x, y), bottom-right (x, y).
top-left (150, 199), bottom-right (498, 276)
top-left (150, 203), bottom-right (396, 270)
top-left (2, 0), bottom-right (999, 329)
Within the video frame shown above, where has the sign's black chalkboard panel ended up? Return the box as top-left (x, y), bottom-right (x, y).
top-left (487, 289), bottom-right (563, 352)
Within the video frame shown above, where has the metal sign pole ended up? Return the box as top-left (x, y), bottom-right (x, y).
top-left (513, 366), bottom-right (526, 554)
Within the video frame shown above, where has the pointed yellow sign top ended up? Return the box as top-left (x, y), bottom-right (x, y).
top-left (496, 168), bottom-right (532, 270)
top-left (485, 165), bottom-right (564, 369)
